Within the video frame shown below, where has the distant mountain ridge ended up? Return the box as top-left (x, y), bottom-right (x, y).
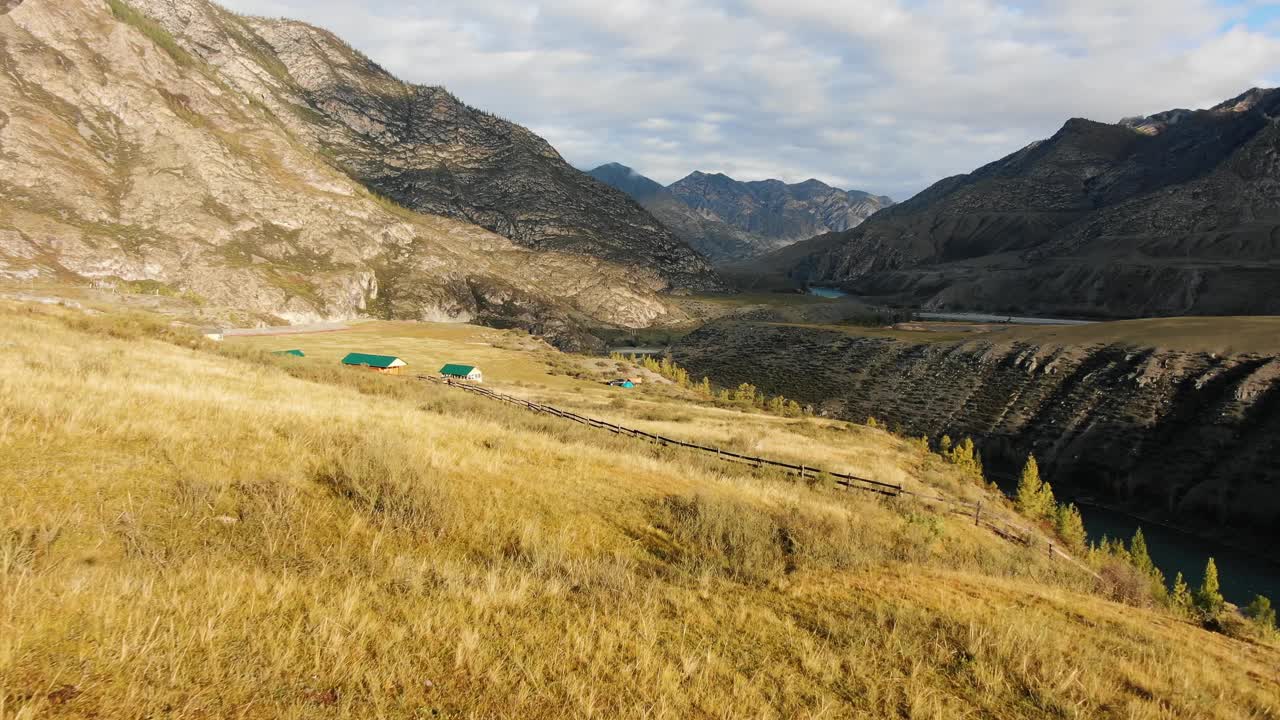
top-left (588, 163), bottom-right (893, 264)
top-left (767, 87), bottom-right (1280, 318)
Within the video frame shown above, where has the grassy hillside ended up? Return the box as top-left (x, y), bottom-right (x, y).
top-left (2, 301), bottom-right (1279, 718)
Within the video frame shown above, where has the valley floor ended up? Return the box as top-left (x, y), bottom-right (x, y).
top-left (2, 300), bottom-right (1278, 718)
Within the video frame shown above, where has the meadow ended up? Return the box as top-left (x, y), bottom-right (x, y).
top-left (2, 300), bottom-right (1278, 718)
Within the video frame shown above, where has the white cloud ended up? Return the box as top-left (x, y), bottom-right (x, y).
top-left (217, 0), bottom-right (1280, 199)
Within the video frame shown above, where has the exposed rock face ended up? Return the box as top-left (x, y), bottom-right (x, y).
top-left (674, 322), bottom-right (1280, 540)
top-left (775, 88), bottom-right (1280, 317)
top-left (0, 0), bottom-right (678, 349)
top-left (124, 0), bottom-right (720, 292)
top-left (588, 164), bottom-right (892, 264)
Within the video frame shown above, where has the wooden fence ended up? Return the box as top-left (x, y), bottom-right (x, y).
top-left (420, 375), bottom-right (1090, 568)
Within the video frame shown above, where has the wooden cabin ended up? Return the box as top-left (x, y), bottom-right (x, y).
top-left (341, 352), bottom-right (407, 374)
top-left (440, 364), bottom-right (483, 383)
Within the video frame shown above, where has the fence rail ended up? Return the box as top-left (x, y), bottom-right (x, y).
top-left (419, 375), bottom-right (1090, 569)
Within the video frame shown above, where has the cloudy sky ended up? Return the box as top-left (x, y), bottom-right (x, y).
top-left (220, 0), bottom-right (1280, 200)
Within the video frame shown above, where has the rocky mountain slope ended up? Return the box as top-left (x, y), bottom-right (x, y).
top-left (118, 0), bottom-right (720, 293)
top-left (588, 163), bottom-right (892, 264)
top-left (0, 0), bottom-right (698, 349)
top-left (674, 319), bottom-right (1280, 541)
top-left (773, 88), bottom-right (1280, 317)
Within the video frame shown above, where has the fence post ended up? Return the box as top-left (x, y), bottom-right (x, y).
top-left (974, 502), bottom-right (981, 526)
top-left (1048, 542), bottom-right (1054, 559)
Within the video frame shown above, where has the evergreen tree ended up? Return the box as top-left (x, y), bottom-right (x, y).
top-left (734, 383), bottom-right (758, 406)
top-left (1054, 503), bottom-right (1087, 553)
top-left (1170, 572), bottom-right (1193, 616)
top-left (1130, 529), bottom-right (1155, 577)
top-left (866, 417), bottom-right (880, 429)
top-left (1016, 455), bottom-right (1052, 519)
top-left (1246, 595), bottom-right (1275, 634)
top-left (1195, 558), bottom-right (1225, 616)
top-left (1129, 529), bottom-right (1166, 601)
top-left (698, 377), bottom-right (712, 397)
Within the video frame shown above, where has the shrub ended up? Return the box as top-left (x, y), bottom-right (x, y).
top-left (1096, 557), bottom-right (1158, 607)
top-left (1245, 595), bottom-right (1276, 636)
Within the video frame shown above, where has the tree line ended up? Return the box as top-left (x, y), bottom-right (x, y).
top-left (865, 417), bottom-right (1275, 640)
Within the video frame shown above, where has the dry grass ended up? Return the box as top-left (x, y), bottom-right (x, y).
top-left (2, 302), bottom-right (1278, 718)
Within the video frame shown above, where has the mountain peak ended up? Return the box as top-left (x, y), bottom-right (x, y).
top-left (586, 163), bottom-right (665, 201)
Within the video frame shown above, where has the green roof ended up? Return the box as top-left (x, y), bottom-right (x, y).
top-left (341, 352), bottom-right (404, 369)
top-left (439, 364), bottom-right (478, 376)
top-left (272, 349), bottom-right (305, 357)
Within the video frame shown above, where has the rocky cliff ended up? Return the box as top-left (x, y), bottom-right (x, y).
top-left (122, 0), bottom-right (720, 293)
top-left (674, 320), bottom-right (1280, 540)
top-left (0, 0), bottom-right (680, 349)
top-left (588, 164), bottom-right (892, 264)
top-left (774, 88), bottom-right (1280, 318)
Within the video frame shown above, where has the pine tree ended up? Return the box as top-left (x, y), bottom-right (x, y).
top-left (1195, 557), bottom-right (1225, 616)
top-left (1054, 503), bottom-right (1087, 553)
top-left (1170, 572), bottom-right (1193, 616)
top-left (1036, 479), bottom-right (1056, 519)
top-left (866, 417), bottom-right (879, 429)
top-left (1016, 455), bottom-right (1052, 519)
top-left (733, 383), bottom-right (754, 405)
top-left (1130, 529), bottom-right (1154, 577)
top-left (1246, 595), bottom-right (1276, 634)
top-left (1129, 528), bottom-right (1166, 601)
top-left (698, 377), bottom-right (712, 397)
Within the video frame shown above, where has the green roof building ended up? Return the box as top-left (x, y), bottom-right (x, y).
top-left (341, 352), bottom-right (407, 373)
top-left (439, 364), bottom-right (483, 382)
top-left (272, 349), bottom-right (305, 357)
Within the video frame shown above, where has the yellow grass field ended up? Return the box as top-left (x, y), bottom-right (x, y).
top-left (2, 300), bottom-right (1278, 718)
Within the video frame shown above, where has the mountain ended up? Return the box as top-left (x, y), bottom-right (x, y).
top-left (120, 0), bottom-right (720, 294)
top-left (587, 164), bottom-right (893, 264)
top-left (0, 0), bottom-right (706, 350)
top-left (772, 88), bottom-right (1280, 318)
top-left (586, 162), bottom-right (666, 201)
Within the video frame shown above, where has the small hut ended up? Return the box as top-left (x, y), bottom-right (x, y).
top-left (341, 352), bottom-right (407, 374)
top-left (439, 364), bottom-right (483, 383)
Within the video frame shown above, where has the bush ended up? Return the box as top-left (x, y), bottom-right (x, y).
top-left (1095, 558), bottom-right (1158, 607)
top-left (1245, 595), bottom-right (1276, 636)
